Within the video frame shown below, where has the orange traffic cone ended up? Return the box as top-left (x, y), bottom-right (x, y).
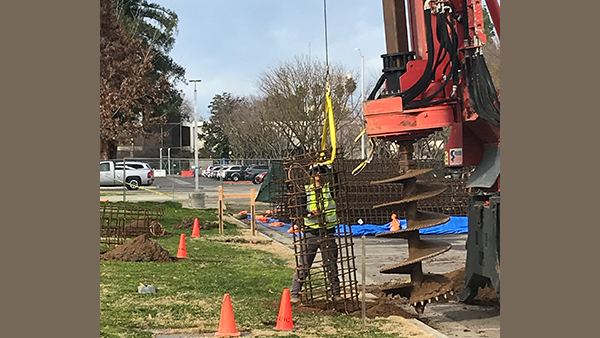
top-left (215, 293), bottom-right (241, 337)
top-left (274, 289), bottom-right (294, 331)
top-left (176, 234), bottom-right (187, 258)
top-left (390, 213), bottom-right (401, 232)
top-left (191, 218), bottom-right (200, 238)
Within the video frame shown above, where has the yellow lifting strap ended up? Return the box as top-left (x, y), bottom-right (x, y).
top-left (351, 128), bottom-right (375, 176)
top-left (318, 81), bottom-right (337, 165)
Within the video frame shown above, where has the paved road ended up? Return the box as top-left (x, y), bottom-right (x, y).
top-left (100, 176), bottom-right (263, 208)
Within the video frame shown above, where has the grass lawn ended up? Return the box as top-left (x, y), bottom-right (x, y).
top-left (100, 202), bottom-right (428, 338)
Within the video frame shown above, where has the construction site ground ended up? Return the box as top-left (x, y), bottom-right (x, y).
top-left (239, 216), bottom-right (501, 338)
top-left (101, 180), bottom-right (500, 337)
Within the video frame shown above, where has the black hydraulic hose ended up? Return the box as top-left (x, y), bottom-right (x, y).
top-left (404, 97), bottom-right (459, 110)
top-left (433, 13), bottom-right (449, 70)
top-left (406, 12), bottom-right (459, 108)
top-left (476, 55), bottom-right (500, 120)
top-left (367, 73), bottom-right (386, 101)
top-left (448, 14), bottom-right (460, 84)
top-left (401, 9), bottom-right (435, 103)
top-left (459, 0), bottom-right (500, 127)
top-left (468, 55), bottom-right (500, 126)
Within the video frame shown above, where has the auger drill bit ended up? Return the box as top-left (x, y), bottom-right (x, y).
top-left (371, 143), bottom-right (453, 314)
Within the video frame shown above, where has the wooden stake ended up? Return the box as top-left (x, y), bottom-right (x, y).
top-left (250, 188), bottom-right (256, 237)
top-left (361, 235), bottom-right (366, 330)
top-left (218, 185), bottom-right (224, 235)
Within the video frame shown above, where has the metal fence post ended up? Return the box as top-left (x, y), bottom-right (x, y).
top-left (122, 157), bottom-right (127, 202)
top-left (250, 188), bottom-right (256, 236)
top-left (218, 186), bottom-right (224, 235)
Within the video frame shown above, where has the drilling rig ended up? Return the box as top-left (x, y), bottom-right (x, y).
top-left (362, 0), bottom-right (500, 313)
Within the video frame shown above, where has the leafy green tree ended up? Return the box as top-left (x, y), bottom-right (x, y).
top-left (200, 93), bottom-right (242, 158)
top-left (482, 6), bottom-right (496, 39)
top-left (112, 0), bottom-right (186, 124)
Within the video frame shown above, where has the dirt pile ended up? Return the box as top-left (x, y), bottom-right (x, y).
top-left (204, 236), bottom-right (272, 245)
top-left (202, 221), bottom-right (223, 230)
top-left (277, 297), bottom-right (416, 319)
top-left (368, 267), bottom-right (498, 310)
top-left (444, 267), bottom-right (498, 304)
top-left (100, 234), bottom-right (177, 262)
top-left (349, 298), bottom-right (417, 319)
top-left (173, 217), bottom-right (196, 229)
top-left (173, 218), bottom-right (224, 230)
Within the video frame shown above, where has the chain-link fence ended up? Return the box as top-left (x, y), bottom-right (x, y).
top-left (105, 157), bottom-right (284, 176)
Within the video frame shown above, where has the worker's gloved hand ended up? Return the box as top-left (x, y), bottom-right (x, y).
top-left (287, 225), bottom-right (301, 234)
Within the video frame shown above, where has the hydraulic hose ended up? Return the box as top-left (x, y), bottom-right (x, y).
top-left (401, 9), bottom-right (436, 103)
top-left (405, 12), bottom-right (459, 109)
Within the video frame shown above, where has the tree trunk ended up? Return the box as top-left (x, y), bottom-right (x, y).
top-left (100, 139), bottom-right (118, 160)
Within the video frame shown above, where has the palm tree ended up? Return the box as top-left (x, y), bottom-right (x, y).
top-left (113, 0), bottom-right (178, 54)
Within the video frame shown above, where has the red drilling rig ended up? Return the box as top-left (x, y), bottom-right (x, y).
top-left (362, 0), bottom-right (500, 313)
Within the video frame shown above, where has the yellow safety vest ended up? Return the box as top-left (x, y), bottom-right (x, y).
top-left (303, 182), bottom-right (337, 229)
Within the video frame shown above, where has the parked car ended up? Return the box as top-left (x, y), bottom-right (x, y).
top-left (212, 165), bottom-right (228, 179)
top-left (244, 164), bottom-right (269, 181)
top-left (253, 171), bottom-right (268, 184)
top-left (202, 165), bottom-right (215, 177)
top-left (100, 161), bottom-right (154, 190)
top-left (209, 166), bottom-right (222, 178)
top-left (215, 166), bottom-right (231, 179)
top-left (222, 165), bottom-right (246, 181)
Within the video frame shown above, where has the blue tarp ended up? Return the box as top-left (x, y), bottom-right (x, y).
top-left (248, 215), bottom-right (468, 236)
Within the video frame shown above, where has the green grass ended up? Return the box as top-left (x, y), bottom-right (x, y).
top-left (100, 201), bottom-right (416, 338)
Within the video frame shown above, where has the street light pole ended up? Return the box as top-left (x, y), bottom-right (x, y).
top-left (189, 79), bottom-right (202, 190)
top-left (355, 48), bottom-right (365, 159)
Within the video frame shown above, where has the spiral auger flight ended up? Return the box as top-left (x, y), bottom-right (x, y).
top-left (371, 143), bottom-right (454, 314)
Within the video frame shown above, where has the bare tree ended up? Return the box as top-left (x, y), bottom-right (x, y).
top-left (253, 55), bottom-right (359, 155)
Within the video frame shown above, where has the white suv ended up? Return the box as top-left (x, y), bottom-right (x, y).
top-left (221, 165), bottom-right (244, 181)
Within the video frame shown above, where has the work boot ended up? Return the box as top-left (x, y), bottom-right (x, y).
top-left (290, 296), bottom-right (300, 304)
top-left (333, 295), bottom-right (345, 302)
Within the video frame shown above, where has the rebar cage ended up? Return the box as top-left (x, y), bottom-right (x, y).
top-left (284, 150), bottom-right (360, 312)
top-left (336, 158), bottom-right (472, 224)
top-left (100, 204), bottom-right (166, 246)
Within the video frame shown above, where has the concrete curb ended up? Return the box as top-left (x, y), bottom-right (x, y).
top-left (408, 319), bottom-right (450, 338)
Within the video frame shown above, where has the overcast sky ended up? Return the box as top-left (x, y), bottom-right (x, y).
top-left (151, 0), bottom-right (389, 120)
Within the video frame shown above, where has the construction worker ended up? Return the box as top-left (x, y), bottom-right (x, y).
top-left (290, 165), bottom-right (343, 304)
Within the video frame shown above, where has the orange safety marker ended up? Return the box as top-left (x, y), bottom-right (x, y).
top-left (390, 213), bottom-right (401, 231)
top-left (176, 234), bottom-right (187, 258)
top-left (191, 218), bottom-right (200, 238)
top-left (215, 293), bottom-right (241, 337)
top-left (274, 289), bottom-right (294, 331)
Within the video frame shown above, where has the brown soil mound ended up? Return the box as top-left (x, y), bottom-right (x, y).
top-left (173, 218), bottom-right (224, 230)
top-left (362, 267), bottom-right (498, 317)
top-left (349, 298), bottom-right (417, 319)
top-left (173, 217), bottom-right (196, 229)
top-left (100, 234), bottom-right (177, 262)
top-left (203, 221), bottom-right (224, 230)
top-left (268, 297), bottom-right (417, 320)
top-left (204, 236), bottom-right (272, 245)
top-left (445, 267), bottom-right (498, 304)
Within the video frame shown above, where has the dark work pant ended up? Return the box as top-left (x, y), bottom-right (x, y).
top-left (291, 230), bottom-right (340, 298)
